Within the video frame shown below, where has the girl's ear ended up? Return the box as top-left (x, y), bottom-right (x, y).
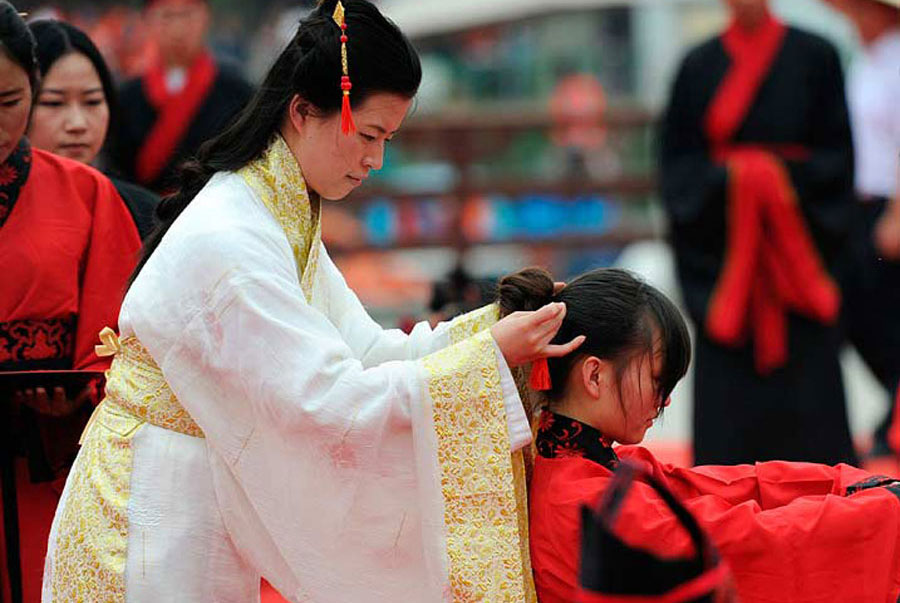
top-left (286, 94), bottom-right (308, 137)
top-left (580, 356), bottom-right (604, 399)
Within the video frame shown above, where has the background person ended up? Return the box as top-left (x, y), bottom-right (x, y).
top-left (660, 0), bottom-right (857, 466)
top-left (28, 18), bottom-right (158, 239)
top-left (826, 0), bottom-right (900, 459)
top-left (110, 0), bottom-right (253, 192)
top-left (0, 4), bottom-right (141, 600)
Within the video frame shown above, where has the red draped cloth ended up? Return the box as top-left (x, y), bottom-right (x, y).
top-left (703, 14), bottom-right (840, 374)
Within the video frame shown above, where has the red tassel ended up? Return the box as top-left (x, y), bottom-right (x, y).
top-left (530, 358), bottom-right (552, 391)
top-left (341, 93), bottom-right (356, 135)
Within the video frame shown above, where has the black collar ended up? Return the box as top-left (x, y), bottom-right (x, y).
top-left (535, 410), bottom-right (619, 470)
top-left (0, 138), bottom-right (32, 228)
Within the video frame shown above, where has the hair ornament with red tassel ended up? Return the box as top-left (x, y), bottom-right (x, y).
top-left (330, 0), bottom-right (356, 135)
top-left (530, 358), bottom-right (552, 391)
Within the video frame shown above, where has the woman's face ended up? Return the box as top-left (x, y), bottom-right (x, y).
top-left (723, 0), bottom-right (769, 25)
top-left (574, 339), bottom-right (669, 446)
top-left (29, 52), bottom-right (109, 164)
top-left (286, 92), bottom-right (412, 201)
top-left (0, 53), bottom-right (32, 164)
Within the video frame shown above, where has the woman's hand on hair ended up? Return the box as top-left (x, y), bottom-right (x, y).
top-left (490, 302), bottom-right (585, 368)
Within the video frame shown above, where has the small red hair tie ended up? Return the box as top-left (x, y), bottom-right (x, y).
top-left (530, 358), bottom-right (552, 391)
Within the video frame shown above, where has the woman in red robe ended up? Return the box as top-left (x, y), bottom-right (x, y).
top-left (0, 4), bottom-right (141, 600)
top-left (501, 268), bottom-right (900, 603)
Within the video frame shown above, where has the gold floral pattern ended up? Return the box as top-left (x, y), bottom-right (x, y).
top-left (48, 335), bottom-right (203, 601)
top-left (423, 329), bottom-right (536, 602)
top-left (49, 399), bottom-right (138, 602)
top-left (238, 135), bottom-right (321, 301)
top-left (104, 337), bottom-right (204, 438)
top-left (448, 304), bottom-right (500, 345)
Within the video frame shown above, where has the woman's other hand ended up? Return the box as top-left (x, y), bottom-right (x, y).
top-left (14, 385), bottom-right (94, 417)
top-left (874, 199), bottom-right (900, 261)
top-left (491, 302), bottom-right (585, 368)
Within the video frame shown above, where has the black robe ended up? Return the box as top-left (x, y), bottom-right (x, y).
top-left (660, 25), bottom-right (857, 466)
top-left (111, 61), bottom-right (253, 193)
top-left (109, 176), bottom-right (159, 241)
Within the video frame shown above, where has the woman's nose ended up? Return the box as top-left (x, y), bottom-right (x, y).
top-left (65, 105), bottom-right (88, 132)
top-left (362, 144), bottom-right (384, 171)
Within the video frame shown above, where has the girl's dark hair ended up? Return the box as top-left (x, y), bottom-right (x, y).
top-left (498, 267), bottom-right (691, 413)
top-left (28, 19), bottom-right (118, 150)
top-left (0, 2), bottom-right (38, 94)
top-left (130, 0), bottom-right (421, 284)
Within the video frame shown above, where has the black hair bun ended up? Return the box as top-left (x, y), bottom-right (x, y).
top-left (498, 267), bottom-right (555, 317)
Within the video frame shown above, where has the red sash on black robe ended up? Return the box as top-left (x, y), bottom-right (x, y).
top-left (703, 13), bottom-right (840, 374)
top-left (135, 52), bottom-right (217, 186)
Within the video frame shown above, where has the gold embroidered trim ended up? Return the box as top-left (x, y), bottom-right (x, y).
top-left (238, 135), bottom-right (322, 301)
top-left (423, 329), bottom-right (534, 601)
top-left (448, 304), bottom-right (500, 346)
top-left (50, 403), bottom-right (137, 602)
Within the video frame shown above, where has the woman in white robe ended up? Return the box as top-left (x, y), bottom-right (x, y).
top-left (42, 2), bottom-right (583, 601)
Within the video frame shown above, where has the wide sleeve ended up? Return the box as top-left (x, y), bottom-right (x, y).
top-left (611, 479), bottom-right (900, 601)
top-left (784, 40), bottom-right (854, 254)
top-left (659, 53), bottom-right (729, 230)
top-left (127, 216), bottom-right (535, 602)
top-left (544, 459), bottom-right (900, 603)
top-left (620, 446), bottom-right (875, 509)
top-left (73, 176), bottom-right (141, 371)
top-left (317, 246), bottom-right (500, 364)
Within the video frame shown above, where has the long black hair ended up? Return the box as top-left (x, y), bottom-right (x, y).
top-left (0, 2), bottom-right (38, 94)
top-left (498, 267), bottom-right (691, 412)
top-left (130, 0), bottom-right (421, 284)
top-left (28, 19), bottom-right (119, 150)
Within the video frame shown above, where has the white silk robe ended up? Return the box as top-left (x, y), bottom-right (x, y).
top-left (42, 136), bottom-right (536, 603)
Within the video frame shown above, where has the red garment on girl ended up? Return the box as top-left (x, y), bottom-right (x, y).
top-left (530, 411), bottom-right (900, 603)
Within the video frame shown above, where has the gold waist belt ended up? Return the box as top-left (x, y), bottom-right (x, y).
top-left (82, 329), bottom-right (204, 443)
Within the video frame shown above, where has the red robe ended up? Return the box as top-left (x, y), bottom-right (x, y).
top-left (0, 141), bottom-right (141, 371)
top-left (530, 412), bottom-right (900, 603)
top-left (0, 139), bottom-right (141, 602)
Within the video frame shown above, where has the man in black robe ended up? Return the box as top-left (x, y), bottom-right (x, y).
top-left (660, 0), bottom-right (857, 466)
top-left (111, 0), bottom-right (253, 192)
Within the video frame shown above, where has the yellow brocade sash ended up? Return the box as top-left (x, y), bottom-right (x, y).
top-left (84, 334), bottom-right (203, 443)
